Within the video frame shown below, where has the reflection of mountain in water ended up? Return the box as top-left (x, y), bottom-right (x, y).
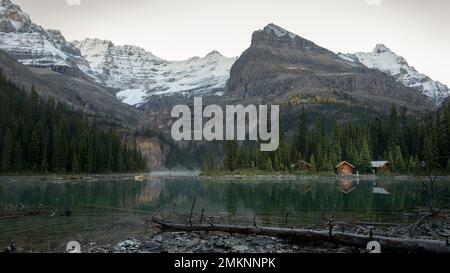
top-left (138, 180), bottom-right (165, 204)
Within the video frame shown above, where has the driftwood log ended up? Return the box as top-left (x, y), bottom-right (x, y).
top-left (152, 218), bottom-right (450, 254)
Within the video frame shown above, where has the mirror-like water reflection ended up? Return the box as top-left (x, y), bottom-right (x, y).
top-left (0, 177), bottom-right (449, 252)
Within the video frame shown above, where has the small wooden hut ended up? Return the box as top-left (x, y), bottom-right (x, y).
top-left (292, 160), bottom-right (312, 172)
top-left (371, 161), bottom-right (390, 173)
top-left (335, 161), bottom-right (355, 175)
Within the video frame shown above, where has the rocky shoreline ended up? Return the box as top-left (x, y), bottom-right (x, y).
top-left (84, 216), bottom-right (450, 254)
top-left (85, 231), bottom-right (361, 254)
top-left (3, 216), bottom-right (448, 253)
top-left (2, 173), bottom-right (450, 183)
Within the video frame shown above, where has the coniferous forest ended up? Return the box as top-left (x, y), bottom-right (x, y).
top-left (205, 104), bottom-right (450, 175)
top-left (0, 74), bottom-right (147, 174)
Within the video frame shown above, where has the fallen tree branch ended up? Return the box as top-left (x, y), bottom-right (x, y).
top-left (152, 218), bottom-right (450, 254)
top-left (409, 209), bottom-right (441, 238)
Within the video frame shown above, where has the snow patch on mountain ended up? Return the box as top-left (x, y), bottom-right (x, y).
top-left (339, 44), bottom-right (449, 104)
top-left (116, 88), bottom-right (147, 106)
top-left (73, 38), bottom-right (237, 106)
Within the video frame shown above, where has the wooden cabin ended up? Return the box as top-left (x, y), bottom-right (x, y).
top-left (292, 160), bottom-right (312, 172)
top-left (371, 161), bottom-right (390, 173)
top-left (335, 161), bottom-right (355, 175)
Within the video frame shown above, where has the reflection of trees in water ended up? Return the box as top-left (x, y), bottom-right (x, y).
top-left (0, 180), bottom-right (144, 211)
top-left (151, 179), bottom-right (450, 221)
top-left (224, 184), bottom-right (238, 215)
top-left (1, 179), bottom-right (448, 220)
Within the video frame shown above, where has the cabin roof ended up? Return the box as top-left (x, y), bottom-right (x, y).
top-left (294, 160), bottom-right (311, 168)
top-left (371, 161), bottom-right (389, 168)
top-left (336, 161), bottom-right (355, 169)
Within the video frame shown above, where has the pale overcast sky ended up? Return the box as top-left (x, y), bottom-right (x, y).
top-left (12, 0), bottom-right (450, 86)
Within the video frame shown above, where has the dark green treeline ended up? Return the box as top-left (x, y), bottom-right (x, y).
top-left (0, 74), bottom-right (147, 174)
top-left (212, 104), bottom-right (450, 174)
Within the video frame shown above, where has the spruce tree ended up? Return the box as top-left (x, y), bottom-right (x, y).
top-left (423, 134), bottom-right (438, 171)
top-left (72, 154), bottom-right (80, 174)
top-left (359, 138), bottom-right (372, 173)
top-left (12, 138), bottom-right (23, 171)
top-left (394, 145), bottom-right (406, 172)
top-left (274, 153), bottom-right (281, 171)
top-left (224, 140), bottom-right (238, 171)
top-left (297, 108), bottom-right (308, 159)
top-left (309, 154), bottom-right (316, 173)
top-left (266, 157), bottom-right (273, 172)
top-left (52, 124), bottom-right (67, 172)
top-left (29, 125), bottom-right (41, 171)
top-left (1, 129), bottom-right (13, 171)
top-left (387, 104), bottom-right (399, 157)
top-left (331, 123), bottom-right (342, 165)
top-left (202, 153), bottom-right (214, 175)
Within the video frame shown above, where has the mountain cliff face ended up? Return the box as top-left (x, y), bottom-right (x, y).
top-left (339, 44), bottom-right (450, 105)
top-left (0, 0), bottom-right (91, 78)
top-left (73, 38), bottom-right (237, 106)
top-left (226, 24), bottom-right (434, 113)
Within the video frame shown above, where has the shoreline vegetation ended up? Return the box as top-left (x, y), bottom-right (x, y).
top-left (2, 171), bottom-right (450, 180)
top-left (1, 170), bottom-right (450, 181)
top-left (0, 173), bottom-right (150, 183)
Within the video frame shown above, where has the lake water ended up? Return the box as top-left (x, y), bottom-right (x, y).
top-left (0, 176), bottom-right (449, 252)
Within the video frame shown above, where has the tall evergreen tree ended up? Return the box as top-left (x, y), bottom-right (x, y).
top-left (224, 140), bottom-right (238, 171)
top-left (296, 108), bottom-right (308, 159)
top-left (266, 157), bottom-right (273, 172)
top-left (359, 138), bottom-right (372, 173)
top-left (1, 128), bottom-right (13, 171)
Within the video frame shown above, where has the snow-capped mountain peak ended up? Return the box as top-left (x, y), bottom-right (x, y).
top-left (206, 50), bottom-right (223, 57)
top-left (339, 44), bottom-right (449, 104)
top-left (0, 0), bottom-right (90, 73)
top-left (373, 43), bottom-right (390, 54)
top-left (264, 23), bottom-right (297, 40)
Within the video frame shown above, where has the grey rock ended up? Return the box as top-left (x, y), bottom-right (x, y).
top-left (232, 245), bottom-right (249, 252)
top-left (154, 235), bottom-right (163, 243)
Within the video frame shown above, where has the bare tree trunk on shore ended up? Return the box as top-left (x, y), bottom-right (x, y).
top-left (152, 218), bottom-right (450, 254)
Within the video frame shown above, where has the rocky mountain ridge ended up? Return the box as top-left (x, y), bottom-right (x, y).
top-left (225, 24), bottom-right (434, 114)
